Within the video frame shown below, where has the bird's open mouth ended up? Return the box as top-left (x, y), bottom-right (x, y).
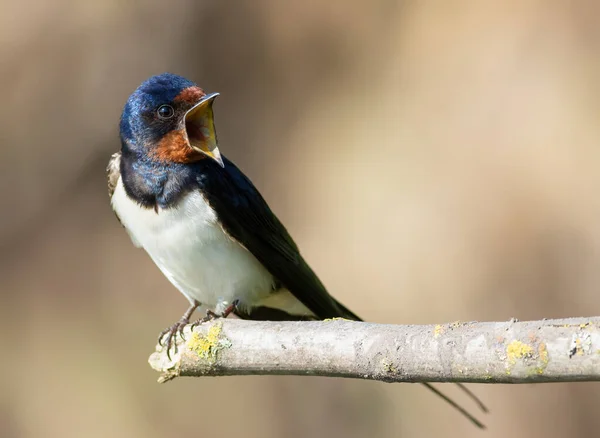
top-left (184, 92), bottom-right (224, 167)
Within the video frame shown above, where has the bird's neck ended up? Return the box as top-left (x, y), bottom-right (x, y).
top-left (120, 149), bottom-right (195, 209)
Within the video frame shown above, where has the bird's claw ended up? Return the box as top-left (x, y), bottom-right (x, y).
top-left (158, 316), bottom-right (191, 360)
top-left (190, 300), bottom-right (239, 331)
top-left (157, 301), bottom-right (201, 360)
top-left (190, 310), bottom-right (218, 331)
top-left (158, 316), bottom-right (190, 344)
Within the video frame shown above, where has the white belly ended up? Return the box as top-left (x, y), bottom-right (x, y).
top-left (111, 178), bottom-right (312, 316)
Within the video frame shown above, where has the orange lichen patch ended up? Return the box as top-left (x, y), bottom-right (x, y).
top-left (537, 343), bottom-right (549, 374)
top-left (174, 86), bottom-right (205, 104)
top-left (152, 129), bottom-right (205, 163)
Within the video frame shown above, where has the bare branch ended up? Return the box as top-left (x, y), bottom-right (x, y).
top-left (148, 317), bottom-right (600, 384)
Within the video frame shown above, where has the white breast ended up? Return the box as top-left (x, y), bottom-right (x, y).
top-left (110, 178), bottom-right (313, 316)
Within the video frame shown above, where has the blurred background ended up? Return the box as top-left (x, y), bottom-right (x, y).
top-left (2, 1), bottom-right (600, 437)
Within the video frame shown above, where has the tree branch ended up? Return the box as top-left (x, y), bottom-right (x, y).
top-left (148, 317), bottom-right (600, 384)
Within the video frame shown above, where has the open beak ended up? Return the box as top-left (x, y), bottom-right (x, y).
top-left (184, 92), bottom-right (224, 167)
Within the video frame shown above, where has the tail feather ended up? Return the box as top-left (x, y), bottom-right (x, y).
top-left (331, 299), bottom-right (488, 429)
top-left (332, 298), bottom-right (362, 321)
top-left (239, 295), bottom-right (488, 429)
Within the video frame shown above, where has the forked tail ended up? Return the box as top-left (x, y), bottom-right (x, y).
top-left (332, 298), bottom-right (488, 429)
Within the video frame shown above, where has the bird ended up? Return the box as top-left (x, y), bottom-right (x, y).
top-left (108, 73), bottom-right (487, 428)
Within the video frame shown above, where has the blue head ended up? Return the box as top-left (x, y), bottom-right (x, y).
top-left (120, 73), bottom-right (223, 166)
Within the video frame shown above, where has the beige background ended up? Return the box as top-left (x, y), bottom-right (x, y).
top-left (2, 1), bottom-right (600, 437)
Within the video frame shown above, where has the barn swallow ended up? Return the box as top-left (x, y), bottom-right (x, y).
top-left (108, 73), bottom-right (487, 428)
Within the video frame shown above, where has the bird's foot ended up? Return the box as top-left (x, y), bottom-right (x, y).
top-left (158, 301), bottom-right (200, 360)
top-left (190, 299), bottom-right (239, 330)
top-left (157, 318), bottom-right (189, 359)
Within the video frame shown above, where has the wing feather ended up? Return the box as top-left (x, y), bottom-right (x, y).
top-left (107, 151), bottom-right (142, 247)
top-left (107, 152), bottom-right (122, 198)
top-left (198, 158), bottom-right (360, 320)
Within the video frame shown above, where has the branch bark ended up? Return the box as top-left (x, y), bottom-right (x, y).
top-left (148, 317), bottom-right (600, 384)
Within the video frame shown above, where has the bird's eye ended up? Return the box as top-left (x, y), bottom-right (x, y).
top-left (157, 105), bottom-right (174, 119)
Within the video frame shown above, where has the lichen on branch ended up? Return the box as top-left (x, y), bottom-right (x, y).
top-left (148, 316), bottom-right (600, 384)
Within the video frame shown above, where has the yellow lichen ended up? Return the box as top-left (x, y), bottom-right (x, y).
top-left (381, 358), bottom-right (398, 374)
top-left (434, 324), bottom-right (444, 338)
top-left (187, 322), bottom-right (231, 361)
top-left (506, 340), bottom-right (534, 366)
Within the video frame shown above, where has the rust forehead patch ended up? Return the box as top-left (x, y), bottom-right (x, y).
top-left (174, 86), bottom-right (206, 104)
top-left (151, 129), bottom-right (205, 164)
